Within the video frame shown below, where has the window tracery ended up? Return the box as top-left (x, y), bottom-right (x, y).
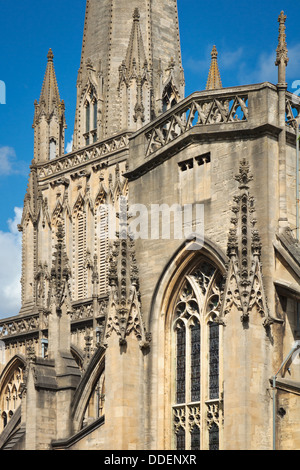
top-left (162, 81), bottom-right (180, 112)
top-left (172, 260), bottom-right (223, 450)
top-left (0, 364), bottom-right (25, 432)
top-left (84, 87), bottom-right (98, 146)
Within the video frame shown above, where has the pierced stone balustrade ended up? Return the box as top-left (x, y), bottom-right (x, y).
top-left (126, 84), bottom-right (300, 180)
top-left (37, 132), bottom-right (131, 180)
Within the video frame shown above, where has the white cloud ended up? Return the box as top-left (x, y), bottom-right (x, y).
top-left (0, 207), bottom-right (22, 319)
top-left (0, 146), bottom-right (16, 175)
top-left (185, 42), bottom-right (300, 90)
top-left (237, 51), bottom-right (277, 85)
top-left (0, 146), bottom-right (27, 176)
top-left (287, 43), bottom-right (300, 81)
top-left (186, 46), bottom-right (244, 74)
top-left (66, 135), bottom-right (73, 153)
top-left (221, 48), bottom-right (244, 70)
top-left (233, 42), bottom-right (300, 87)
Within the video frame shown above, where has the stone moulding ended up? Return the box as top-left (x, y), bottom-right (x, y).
top-left (36, 132), bottom-right (131, 180)
top-left (0, 300), bottom-right (106, 342)
top-left (220, 158), bottom-right (279, 328)
top-left (0, 315), bottom-right (40, 341)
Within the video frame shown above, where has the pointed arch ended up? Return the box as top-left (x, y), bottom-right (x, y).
top-left (0, 355), bottom-right (26, 433)
top-left (72, 192), bottom-right (85, 215)
top-left (71, 345), bottom-right (84, 371)
top-left (162, 78), bottom-right (180, 112)
top-left (51, 199), bottom-right (64, 226)
top-left (147, 238), bottom-right (227, 451)
top-left (71, 346), bottom-right (105, 433)
top-left (95, 182), bottom-right (108, 208)
top-left (81, 78), bottom-right (99, 145)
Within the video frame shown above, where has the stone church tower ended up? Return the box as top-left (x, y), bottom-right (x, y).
top-left (0, 3), bottom-right (300, 451)
top-left (73, 0), bottom-right (184, 147)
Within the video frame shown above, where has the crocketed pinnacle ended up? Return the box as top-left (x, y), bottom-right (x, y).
top-left (39, 49), bottom-right (62, 114)
top-left (124, 8), bottom-right (147, 79)
top-left (275, 11), bottom-right (289, 67)
top-left (50, 224), bottom-right (71, 307)
top-left (206, 46), bottom-right (222, 90)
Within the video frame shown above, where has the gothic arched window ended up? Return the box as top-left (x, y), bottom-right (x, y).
top-left (49, 138), bottom-right (57, 160)
top-left (0, 363), bottom-right (25, 433)
top-left (84, 87), bottom-right (98, 146)
top-left (162, 82), bottom-right (179, 113)
top-left (172, 260), bottom-right (224, 450)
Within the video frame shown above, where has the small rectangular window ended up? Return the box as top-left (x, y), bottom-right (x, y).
top-left (178, 158), bottom-right (193, 172)
top-left (195, 152), bottom-right (211, 166)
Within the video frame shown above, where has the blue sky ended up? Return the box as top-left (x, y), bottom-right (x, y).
top-left (0, 0), bottom-right (299, 317)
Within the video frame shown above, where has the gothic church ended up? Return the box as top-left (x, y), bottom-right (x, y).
top-left (0, 0), bottom-right (300, 451)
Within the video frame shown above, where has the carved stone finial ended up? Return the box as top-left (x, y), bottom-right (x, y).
top-left (47, 48), bottom-right (54, 62)
top-left (211, 45), bottom-right (218, 59)
top-left (103, 231), bottom-right (151, 351)
top-left (234, 157), bottom-right (253, 189)
top-left (48, 223), bottom-right (72, 310)
top-left (221, 159), bottom-right (275, 329)
top-left (275, 11), bottom-right (289, 67)
top-left (133, 8), bottom-right (140, 21)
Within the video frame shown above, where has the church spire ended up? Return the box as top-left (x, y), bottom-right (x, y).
top-left (33, 49), bottom-right (67, 162)
top-left (73, 0), bottom-right (185, 148)
top-left (206, 46), bottom-right (222, 90)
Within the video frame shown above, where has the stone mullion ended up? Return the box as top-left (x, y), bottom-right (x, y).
top-left (189, 275), bottom-right (206, 450)
top-left (200, 320), bottom-right (208, 450)
top-left (185, 322), bottom-right (191, 450)
top-left (219, 321), bottom-right (224, 450)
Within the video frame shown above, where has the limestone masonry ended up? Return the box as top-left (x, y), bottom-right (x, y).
top-left (0, 1), bottom-right (300, 451)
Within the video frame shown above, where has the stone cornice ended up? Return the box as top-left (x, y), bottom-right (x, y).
top-left (36, 132), bottom-right (132, 181)
top-left (125, 123), bottom-right (281, 181)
